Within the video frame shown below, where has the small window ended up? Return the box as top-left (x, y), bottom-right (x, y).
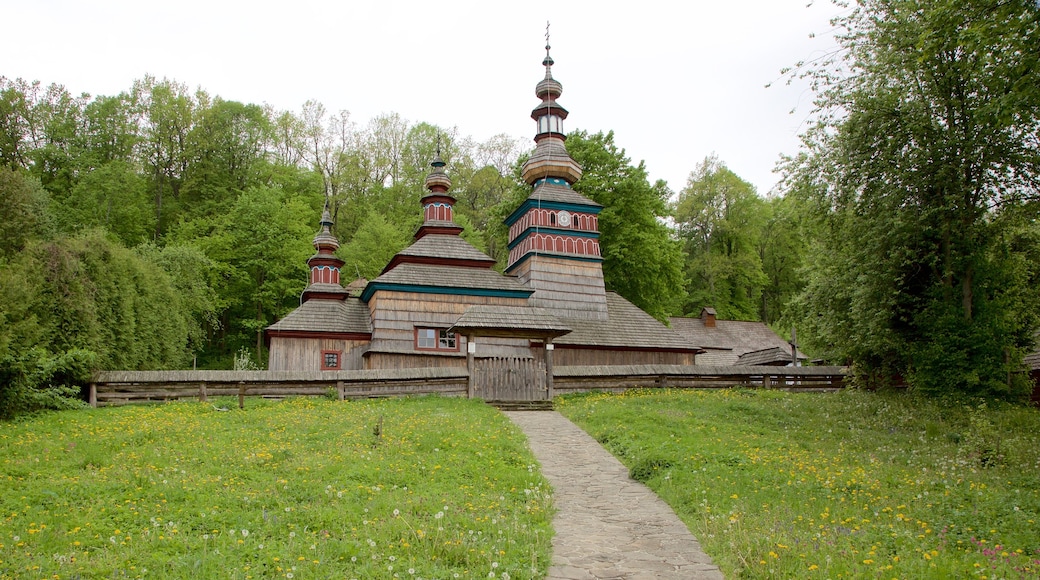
top-left (321, 350), bottom-right (341, 370)
top-left (416, 327), bottom-right (458, 351)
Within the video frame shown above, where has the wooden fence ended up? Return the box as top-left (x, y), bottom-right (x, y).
top-left (90, 365), bottom-right (846, 407)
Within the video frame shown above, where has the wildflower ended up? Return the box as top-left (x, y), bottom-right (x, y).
top-left (242, 529), bottom-right (249, 537)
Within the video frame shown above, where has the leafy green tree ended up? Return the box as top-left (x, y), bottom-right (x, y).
top-left (61, 161), bottom-right (154, 245)
top-left (759, 194), bottom-right (809, 325)
top-left (339, 210), bottom-right (412, 280)
top-left (566, 130), bottom-right (686, 321)
top-left (26, 83), bottom-right (88, 198)
top-left (137, 242), bottom-right (222, 358)
top-left (785, 0), bottom-right (1040, 398)
top-left (194, 186), bottom-right (314, 360)
top-left (0, 167), bottom-right (51, 258)
top-left (181, 98), bottom-right (273, 218)
top-left (0, 77), bottom-right (37, 169)
top-left (674, 156), bottom-right (769, 320)
top-left (134, 76), bottom-right (197, 237)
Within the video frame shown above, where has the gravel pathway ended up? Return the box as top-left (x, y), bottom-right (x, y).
top-left (504, 411), bottom-right (724, 580)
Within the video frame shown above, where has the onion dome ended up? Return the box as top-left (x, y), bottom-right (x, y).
top-left (416, 146), bottom-right (462, 239)
top-left (423, 150), bottom-right (452, 194)
top-left (312, 206), bottom-right (340, 253)
top-left (303, 202), bottom-right (348, 301)
top-left (521, 42), bottom-right (583, 186)
top-left (532, 43), bottom-right (574, 127)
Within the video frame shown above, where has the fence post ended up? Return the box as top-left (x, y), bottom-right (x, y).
top-left (337, 380), bottom-right (345, 401)
top-left (238, 383), bottom-right (245, 409)
top-left (89, 383), bottom-right (97, 408)
top-left (763, 375), bottom-right (771, 389)
top-left (199, 382), bottom-right (208, 403)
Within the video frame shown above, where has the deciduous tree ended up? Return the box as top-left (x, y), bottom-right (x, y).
top-left (786, 0), bottom-right (1040, 397)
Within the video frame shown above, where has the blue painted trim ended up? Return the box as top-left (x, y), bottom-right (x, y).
top-left (532, 177), bottom-right (571, 188)
top-left (504, 251), bottom-right (604, 274)
top-left (361, 282), bottom-right (533, 303)
top-left (504, 199), bottom-right (603, 227)
top-left (507, 228), bottom-right (600, 250)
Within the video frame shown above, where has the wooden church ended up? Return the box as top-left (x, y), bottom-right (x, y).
top-left (265, 43), bottom-right (700, 395)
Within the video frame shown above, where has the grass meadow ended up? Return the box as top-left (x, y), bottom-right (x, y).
top-left (0, 396), bottom-right (553, 580)
top-left (557, 389), bottom-right (1040, 579)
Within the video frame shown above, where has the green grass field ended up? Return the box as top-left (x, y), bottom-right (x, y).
top-left (0, 396), bottom-right (553, 580)
top-left (557, 389), bottom-right (1040, 579)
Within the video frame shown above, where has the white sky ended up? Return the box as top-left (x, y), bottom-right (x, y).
top-left (5, 0), bottom-right (845, 196)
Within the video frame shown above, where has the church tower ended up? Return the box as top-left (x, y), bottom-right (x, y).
top-left (505, 40), bottom-right (608, 320)
top-left (302, 205), bottom-right (349, 302)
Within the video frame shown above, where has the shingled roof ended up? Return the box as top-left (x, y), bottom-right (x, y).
top-left (451, 305), bottom-right (571, 339)
top-left (267, 298), bottom-right (372, 335)
top-left (737, 346), bottom-right (801, 366)
top-left (669, 314), bottom-right (805, 365)
top-left (555, 292), bottom-right (698, 352)
top-left (362, 263), bottom-right (532, 302)
top-left (530, 180), bottom-right (601, 207)
top-left (388, 234), bottom-right (496, 267)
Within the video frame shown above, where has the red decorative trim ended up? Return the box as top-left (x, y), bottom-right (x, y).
top-left (321, 349), bottom-right (342, 370)
top-left (301, 291), bottom-right (349, 301)
top-left (414, 225), bottom-right (464, 239)
top-left (509, 209), bottom-right (598, 239)
top-left (381, 254), bottom-right (495, 274)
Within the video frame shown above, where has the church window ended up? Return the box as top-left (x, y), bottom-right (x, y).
top-left (416, 328), bottom-right (458, 351)
top-left (321, 350), bottom-right (341, 370)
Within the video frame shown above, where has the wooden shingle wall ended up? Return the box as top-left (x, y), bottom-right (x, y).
top-left (366, 291), bottom-right (531, 369)
top-left (514, 257), bottom-right (608, 320)
top-left (268, 338), bottom-right (368, 371)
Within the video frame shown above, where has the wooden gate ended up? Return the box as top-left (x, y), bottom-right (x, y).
top-left (472, 356), bottom-right (547, 401)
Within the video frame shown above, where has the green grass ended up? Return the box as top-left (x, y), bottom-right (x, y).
top-left (557, 388), bottom-right (1040, 579)
top-left (0, 396), bottom-right (552, 579)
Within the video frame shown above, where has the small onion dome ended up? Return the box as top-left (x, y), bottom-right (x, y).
top-left (312, 206), bottom-right (340, 251)
top-left (535, 65), bottom-right (563, 102)
top-left (424, 153), bottom-right (452, 194)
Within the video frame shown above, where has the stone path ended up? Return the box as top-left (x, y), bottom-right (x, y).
top-left (504, 411), bottom-right (724, 580)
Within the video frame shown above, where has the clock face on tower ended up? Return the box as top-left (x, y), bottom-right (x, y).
top-left (557, 210), bottom-right (572, 227)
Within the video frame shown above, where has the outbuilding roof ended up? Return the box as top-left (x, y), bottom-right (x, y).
top-left (669, 315), bottom-right (806, 365)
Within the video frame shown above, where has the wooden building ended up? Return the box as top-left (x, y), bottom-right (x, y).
top-left (669, 308), bottom-right (808, 366)
top-left (266, 43), bottom-right (700, 392)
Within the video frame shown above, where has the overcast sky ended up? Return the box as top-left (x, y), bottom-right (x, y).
top-left (5, 0), bottom-right (845, 196)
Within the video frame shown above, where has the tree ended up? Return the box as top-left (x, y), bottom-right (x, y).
top-left (566, 130), bottom-right (687, 321)
top-left (62, 161), bottom-right (154, 246)
top-left (673, 156), bottom-right (769, 320)
top-left (134, 76), bottom-right (196, 238)
top-left (339, 210), bottom-right (411, 280)
top-left (195, 186), bottom-right (314, 361)
top-left (786, 0), bottom-right (1040, 398)
top-left (0, 167), bottom-right (51, 258)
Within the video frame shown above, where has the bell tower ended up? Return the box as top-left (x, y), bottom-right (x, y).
top-left (505, 35), bottom-right (608, 320)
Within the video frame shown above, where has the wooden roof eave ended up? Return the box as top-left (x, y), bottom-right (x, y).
top-left (448, 324), bottom-right (572, 341)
